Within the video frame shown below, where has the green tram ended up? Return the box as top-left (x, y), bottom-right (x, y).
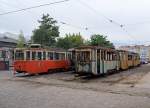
top-left (75, 46), bottom-right (119, 75)
top-left (74, 46), bottom-right (140, 75)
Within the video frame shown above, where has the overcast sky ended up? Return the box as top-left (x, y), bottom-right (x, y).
top-left (0, 0), bottom-right (150, 45)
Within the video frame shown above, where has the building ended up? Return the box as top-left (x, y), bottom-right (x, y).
top-left (0, 36), bottom-right (17, 48)
top-left (119, 45), bottom-right (150, 63)
top-left (0, 35), bottom-right (18, 70)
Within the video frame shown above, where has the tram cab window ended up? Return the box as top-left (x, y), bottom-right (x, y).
top-left (59, 53), bottom-right (66, 60)
top-left (26, 51), bottom-right (30, 60)
top-left (32, 52), bottom-right (36, 60)
top-left (48, 52), bottom-right (53, 60)
top-left (37, 52), bottom-right (42, 60)
top-left (15, 50), bottom-right (24, 60)
top-left (43, 51), bottom-right (46, 60)
top-left (54, 52), bottom-right (66, 60)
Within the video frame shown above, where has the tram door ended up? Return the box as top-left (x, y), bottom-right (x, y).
top-left (97, 49), bottom-right (105, 74)
top-left (37, 51), bottom-right (44, 72)
top-left (100, 50), bottom-right (105, 74)
top-left (97, 49), bottom-right (100, 74)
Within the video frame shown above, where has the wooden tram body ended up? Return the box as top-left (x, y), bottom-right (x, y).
top-left (14, 46), bottom-right (71, 74)
top-left (118, 50), bottom-right (129, 70)
top-left (74, 46), bottom-right (140, 75)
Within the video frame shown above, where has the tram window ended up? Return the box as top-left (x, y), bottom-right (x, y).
top-left (67, 53), bottom-right (71, 60)
top-left (37, 52), bottom-right (42, 60)
top-left (59, 53), bottom-right (65, 60)
top-left (123, 53), bottom-right (127, 60)
top-left (104, 51), bottom-right (107, 60)
top-left (55, 53), bottom-right (59, 60)
top-left (97, 50), bottom-right (100, 61)
top-left (111, 53), bottom-right (113, 60)
top-left (43, 52), bottom-right (46, 60)
top-left (0, 51), bottom-right (3, 58)
top-left (26, 51), bottom-right (30, 60)
top-left (113, 54), bottom-right (117, 60)
top-left (48, 52), bottom-right (53, 60)
top-left (15, 51), bottom-right (24, 60)
top-left (128, 55), bottom-right (132, 60)
top-left (0, 50), bottom-right (6, 58)
top-left (107, 52), bottom-right (110, 61)
top-left (32, 52), bottom-right (36, 60)
top-left (109, 53), bottom-right (111, 61)
top-left (77, 51), bottom-right (90, 62)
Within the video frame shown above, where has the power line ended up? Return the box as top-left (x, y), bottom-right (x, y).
top-left (126, 20), bottom-right (150, 26)
top-left (77, 0), bottom-right (137, 42)
top-left (60, 21), bottom-right (88, 30)
top-left (0, 0), bottom-right (70, 16)
top-left (78, 0), bottom-right (124, 28)
top-left (0, 0), bottom-right (38, 19)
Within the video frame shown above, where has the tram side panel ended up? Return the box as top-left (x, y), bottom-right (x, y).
top-left (14, 48), bottom-right (71, 74)
top-left (118, 51), bottom-right (129, 70)
top-left (14, 60), bottom-right (70, 74)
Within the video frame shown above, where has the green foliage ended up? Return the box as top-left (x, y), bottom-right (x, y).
top-left (89, 34), bottom-right (114, 48)
top-left (17, 30), bottom-right (26, 48)
top-left (84, 39), bottom-right (91, 45)
top-left (56, 33), bottom-right (84, 49)
top-left (32, 14), bottom-right (59, 46)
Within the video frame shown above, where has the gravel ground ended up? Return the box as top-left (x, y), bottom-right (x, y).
top-left (0, 64), bottom-right (150, 108)
top-left (0, 79), bottom-right (150, 108)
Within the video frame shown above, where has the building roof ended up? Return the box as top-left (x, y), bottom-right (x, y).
top-left (0, 36), bottom-right (17, 44)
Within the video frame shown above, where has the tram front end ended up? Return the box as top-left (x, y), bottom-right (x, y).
top-left (75, 49), bottom-right (92, 75)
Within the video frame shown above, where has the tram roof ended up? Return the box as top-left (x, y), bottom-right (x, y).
top-left (74, 46), bottom-right (116, 51)
top-left (117, 50), bottom-right (139, 55)
top-left (14, 47), bottom-right (67, 52)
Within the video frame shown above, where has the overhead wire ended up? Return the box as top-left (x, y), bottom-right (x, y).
top-left (77, 0), bottom-right (138, 42)
top-left (0, 0), bottom-right (38, 19)
top-left (0, 0), bottom-right (91, 35)
top-left (78, 0), bottom-right (124, 28)
top-left (0, 0), bottom-right (70, 16)
top-left (0, 0), bottom-right (143, 45)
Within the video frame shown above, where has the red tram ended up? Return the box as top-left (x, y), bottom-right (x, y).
top-left (13, 44), bottom-right (71, 75)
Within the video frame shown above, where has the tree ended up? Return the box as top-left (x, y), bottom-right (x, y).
top-left (17, 30), bottom-right (26, 48)
top-left (56, 33), bottom-right (84, 49)
top-left (89, 34), bottom-right (114, 48)
top-left (32, 14), bottom-right (59, 46)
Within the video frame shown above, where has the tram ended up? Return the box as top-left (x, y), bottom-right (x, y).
top-left (74, 46), bottom-right (140, 75)
top-left (13, 44), bottom-right (71, 75)
top-left (75, 46), bottom-right (119, 75)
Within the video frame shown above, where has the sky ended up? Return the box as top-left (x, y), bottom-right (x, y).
top-left (0, 0), bottom-right (150, 46)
